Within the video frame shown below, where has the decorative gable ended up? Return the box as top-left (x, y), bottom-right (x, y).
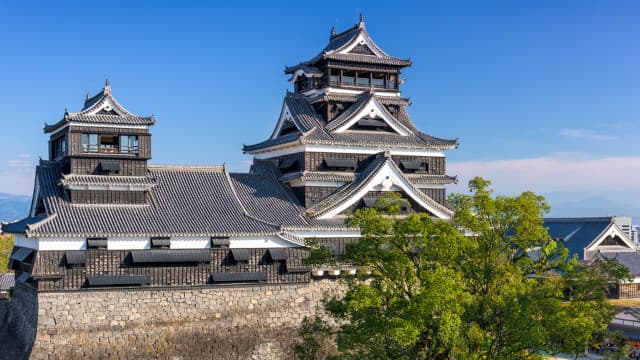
top-left (587, 222), bottom-right (636, 253)
top-left (335, 26), bottom-right (389, 59)
top-left (348, 43), bottom-right (376, 56)
top-left (271, 104), bottom-right (302, 138)
top-left (327, 95), bottom-right (410, 135)
top-left (306, 154), bottom-right (453, 220)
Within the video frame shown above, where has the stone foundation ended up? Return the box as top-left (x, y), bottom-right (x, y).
top-left (3, 280), bottom-right (346, 359)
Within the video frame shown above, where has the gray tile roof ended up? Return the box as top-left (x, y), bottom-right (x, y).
top-left (307, 93), bottom-right (411, 106)
top-left (279, 171), bottom-right (456, 186)
top-left (0, 273), bottom-right (15, 291)
top-left (229, 163), bottom-right (311, 228)
top-left (544, 217), bottom-right (616, 259)
top-left (1, 215), bottom-right (47, 234)
top-left (280, 171), bottom-right (356, 183)
top-left (281, 92), bottom-right (326, 133)
top-left (44, 83), bottom-right (154, 133)
top-left (1, 159), bottom-right (353, 238)
top-left (130, 249), bottom-right (212, 263)
top-left (60, 174), bottom-right (158, 189)
top-left (244, 93), bottom-right (458, 153)
top-left (5, 162), bottom-right (281, 237)
top-left (285, 65), bottom-right (323, 79)
top-left (598, 252), bottom-right (640, 276)
top-left (305, 153), bottom-right (454, 218)
top-left (286, 19), bottom-right (411, 70)
top-left (406, 174), bottom-right (457, 184)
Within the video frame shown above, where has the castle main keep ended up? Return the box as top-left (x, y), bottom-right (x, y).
top-left (1, 18), bottom-right (458, 358)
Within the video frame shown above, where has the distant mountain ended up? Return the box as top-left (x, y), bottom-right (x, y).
top-left (544, 190), bottom-right (640, 223)
top-left (0, 192), bottom-right (31, 223)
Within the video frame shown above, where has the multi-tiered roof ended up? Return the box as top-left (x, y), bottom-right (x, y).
top-left (245, 17), bottom-right (458, 219)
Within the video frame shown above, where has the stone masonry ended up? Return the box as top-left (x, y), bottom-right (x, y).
top-left (4, 280), bottom-right (346, 359)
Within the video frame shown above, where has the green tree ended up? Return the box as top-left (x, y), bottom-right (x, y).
top-left (300, 178), bottom-right (629, 360)
top-left (0, 235), bottom-right (13, 273)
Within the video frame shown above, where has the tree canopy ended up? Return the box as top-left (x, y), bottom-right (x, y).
top-left (0, 235), bottom-right (13, 273)
top-left (298, 177), bottom-right (630, 360)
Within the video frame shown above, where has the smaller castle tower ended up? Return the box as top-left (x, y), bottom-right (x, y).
top-left (42, 80), bottom-right (156, 205)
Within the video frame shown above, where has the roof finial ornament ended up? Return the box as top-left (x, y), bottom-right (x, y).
top-left (330, 26), bottom-right (335, 38)
top-left (85, 92), bottom-right (90, 102)
top-left (104, 78), bottom-right (111, 95)
top-left (359, 13), bottom-right (365, 28)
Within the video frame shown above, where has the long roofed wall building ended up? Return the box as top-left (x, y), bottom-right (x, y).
top-left (2, 18), bottom-right (457, 291)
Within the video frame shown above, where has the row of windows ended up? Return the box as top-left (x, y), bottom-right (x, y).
top-left (85, 237), bottom-right (230, 249)
top-left (329, 69), bottom-right (397, 89)
top-left (81, 134), bottom-right (139, 154)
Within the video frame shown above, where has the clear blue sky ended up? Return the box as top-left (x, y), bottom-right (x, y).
top-left (1, 1), bottom-right (639, 218)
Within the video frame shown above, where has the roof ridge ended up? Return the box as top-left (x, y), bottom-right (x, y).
top-left (148, 164), bottom-right (225, 171)
top-left (259, 161), bottom-right (311, 226)
top-left (223, 164), bottom-right (282, 229)
top-left (329, 23), bottom-right (360, 42)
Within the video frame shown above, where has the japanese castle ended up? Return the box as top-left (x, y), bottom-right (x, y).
top-left (2, 18), bottom-right (458, 290)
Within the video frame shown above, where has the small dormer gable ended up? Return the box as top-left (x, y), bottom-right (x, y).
top-left (271, 103), bottom-right (302, 139)
top-left (270, 93), bottom-right (324, 139)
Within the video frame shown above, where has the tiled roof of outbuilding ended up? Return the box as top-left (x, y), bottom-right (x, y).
top-left (543, 217), bottom-right (623, 259)
top-left (5, 163), bottom-right (283, 237)
top-left (598, 252), bottom-right (640, 276)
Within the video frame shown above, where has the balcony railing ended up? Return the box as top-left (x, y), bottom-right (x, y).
top-left (82, 145), bottom-right (139, 154)
top-left (328, 78), bottom-right (397, 90)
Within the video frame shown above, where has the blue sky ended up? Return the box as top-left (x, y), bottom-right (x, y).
top-left (0, 1), bottom-right (639, 218)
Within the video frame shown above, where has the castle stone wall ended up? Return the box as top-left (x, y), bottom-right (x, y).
top-left (7, 280), bottom-right (345, 359)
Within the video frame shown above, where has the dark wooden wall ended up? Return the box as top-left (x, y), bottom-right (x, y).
top-left (31, 248), bottom-right (311, 291)
top-left (69, 158), bottom-right (148, 176)
top-left (303, 152), bottom-right (445, 174)
top-left (265, 152), bottom-right (445, 176)
top-left (303, 186), bottom-right (338, 207)
top-left (67, 125), bottom-right (151, 159)
top-left (297, 186), bottom-right (446, 209)
top-left (70, 190), bottom-right (147, 204)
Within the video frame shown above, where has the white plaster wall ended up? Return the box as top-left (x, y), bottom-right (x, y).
top-left (108, 237), bottom-right (150, 250)
top-left (38, 237), bottom-right (85, 250)
top-left (170, 237), bottom-right (210, 249)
